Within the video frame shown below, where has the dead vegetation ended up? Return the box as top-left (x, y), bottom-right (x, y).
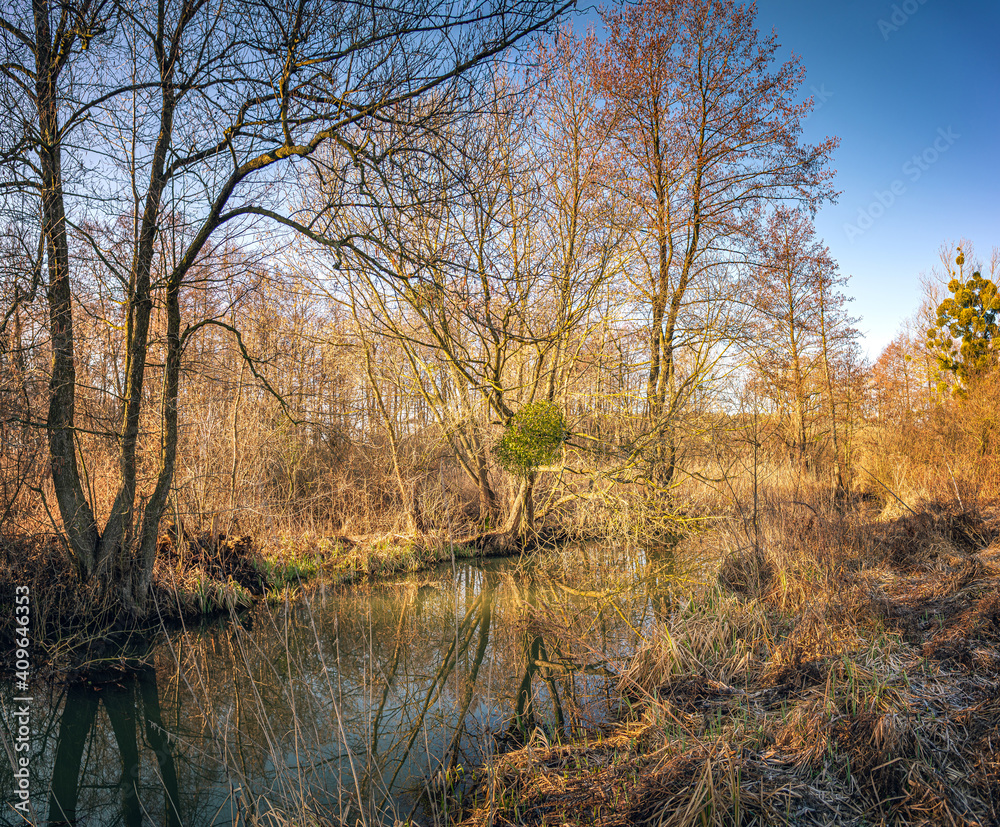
top-left (460, 499), bottom-right (1000, 827)
top-left (0, 531), bottom-right (268, 668)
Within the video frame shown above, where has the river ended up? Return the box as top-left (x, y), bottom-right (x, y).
top-left (1, 541), bottom-right (685, 826)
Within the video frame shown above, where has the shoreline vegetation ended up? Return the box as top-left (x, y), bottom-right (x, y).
top-left (0, 526), bottom-right (566, 672)
top-left (5, 484), bottom-right (1000, 826)
top-left (459, 496), bottom-right (1000, 827)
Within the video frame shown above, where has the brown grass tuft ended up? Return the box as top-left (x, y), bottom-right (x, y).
top-left (461, 497), bottom-right (1000, 827)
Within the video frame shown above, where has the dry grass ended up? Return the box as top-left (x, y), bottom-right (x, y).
top-left (460, 496), bottom-right (1000, 827)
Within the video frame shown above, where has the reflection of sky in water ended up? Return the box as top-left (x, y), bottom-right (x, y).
top-left (0, 543), bottom-right (687, 826)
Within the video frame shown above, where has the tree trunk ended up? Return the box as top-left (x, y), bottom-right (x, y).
top-left (520, 472), bottom-right (536, 536)
top-left (819, 285), bottom-right (845, 492)
top-left (476, 448), bottom-right (499, 524)
top-left (35, 0), bottom-right (100, 577)
top-left (126, 263), bottom-right (183, 616)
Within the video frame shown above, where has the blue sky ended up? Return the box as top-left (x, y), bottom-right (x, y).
top-left (573, 0), bottom-right (1000, 358)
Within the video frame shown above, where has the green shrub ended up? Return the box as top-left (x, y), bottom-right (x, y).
top-left (927, 262), bottom-right (1000, 391)
top-left (494, 401), bottom-right (566, 477)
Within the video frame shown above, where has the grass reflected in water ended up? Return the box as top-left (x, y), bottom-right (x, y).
top-left (1, 541), bottom-right (685, 826)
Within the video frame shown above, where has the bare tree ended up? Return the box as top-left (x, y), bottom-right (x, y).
top-left (0, 0), bottom-right (571, 613)
top-left (590, 0), bottom-right (838, 488)
top-left (748, 206), bottom-right (855, 479)
top-left (308, 39), bottom-right (623, 542)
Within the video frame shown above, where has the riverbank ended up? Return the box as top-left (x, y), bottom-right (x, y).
top-left (0, 528), bottom-right (517, 672)
top-left (2, 529), bottom-right (653, 827)
top-left (460, 499), bottom-right (1000, 827)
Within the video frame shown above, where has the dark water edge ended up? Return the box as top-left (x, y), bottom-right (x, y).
top-left (0, 542), bottom-right (684, 826)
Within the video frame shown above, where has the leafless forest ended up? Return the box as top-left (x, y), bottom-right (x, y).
top-left (0, 0), bottom-right (997, 623)
top-left (4, 2), bottom-right (1000, 826)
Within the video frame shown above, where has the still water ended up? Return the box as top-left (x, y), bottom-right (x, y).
top-left (1, 543), bottom-right (682, 826)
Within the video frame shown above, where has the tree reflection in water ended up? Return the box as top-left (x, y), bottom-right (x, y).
top-left (46, 664), bottom-right (181, 826)
top-left (5, 548), bottom-right (665, 826)
top-left (161, 556), bottom-right (644, 825)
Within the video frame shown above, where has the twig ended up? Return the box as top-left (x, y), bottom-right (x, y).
top-left (860, 467), bottom-right (918, 516)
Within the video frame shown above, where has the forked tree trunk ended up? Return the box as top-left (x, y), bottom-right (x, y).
top-left (501, 475), bottom-right (535, 537)
top-left (476, 473), bottom-right (535, 553)
top-left (32, 0), bottom-right (183, 616)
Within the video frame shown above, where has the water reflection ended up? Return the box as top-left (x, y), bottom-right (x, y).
top-left (46, 665), bottom-right (182, 827)
top-left (0, 664), bottom-right (183, 827)
top-left (2, 545), bottom-right (677, 826)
